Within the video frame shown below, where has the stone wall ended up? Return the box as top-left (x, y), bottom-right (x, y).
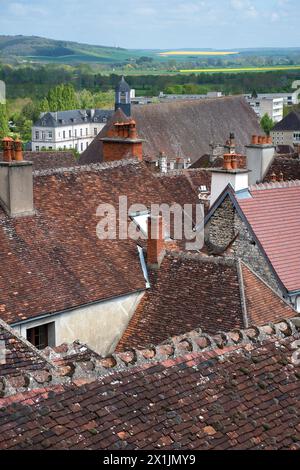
top-left (206, 195), bottom-right (283, 296)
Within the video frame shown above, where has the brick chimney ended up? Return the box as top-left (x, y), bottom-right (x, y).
top-left (210, 153), bottom-right (250, 206)
top-left (0, 138), bottom-right (34, 217)
top-left (101, 119), bottom-right (144, 162)
top-left (246, 134), bottom-right (275, 185)
top-left (147, 215), bottom-right (165, 269)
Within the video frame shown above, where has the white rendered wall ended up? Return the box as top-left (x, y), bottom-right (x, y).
top-left (13, 291), bottom-right (144, 357)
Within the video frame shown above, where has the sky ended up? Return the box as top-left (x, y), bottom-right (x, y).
top-left (0, 0), bottom-right (299, 50)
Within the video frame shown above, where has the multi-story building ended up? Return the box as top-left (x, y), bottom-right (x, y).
top-left (32, 109), bottom-right (113, 153)
top-left (245, 94), bottom-right (284, 122)
top-left (31, 76), bottom-right (133, 153)
top-left (271, 110), bottom-right (300, 148)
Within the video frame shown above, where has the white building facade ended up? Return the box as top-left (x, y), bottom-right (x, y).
top-left (32, 109), bottom-right (113, 153)
top-left (245, 95), bottom-right (284, 123)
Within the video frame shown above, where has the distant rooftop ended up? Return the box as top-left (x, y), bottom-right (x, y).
top-left (34, 109), bottom-right (114, 128)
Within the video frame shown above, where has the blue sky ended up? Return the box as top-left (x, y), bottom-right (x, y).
top-left (0, 0), bottom-right (298, 49)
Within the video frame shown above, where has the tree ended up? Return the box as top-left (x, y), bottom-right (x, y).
top-left (0, 104), bottom-right (9, 139)
top-left (260, 113), bottom-right (274, 136)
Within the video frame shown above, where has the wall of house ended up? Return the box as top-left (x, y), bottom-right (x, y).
top-left (206, 195), bottom-right (283, 295)
top-left (32, 123), bottom-right (105, 153)
top-left (12, 291), bottom-right (144, 357)
top-left (271, 130), bottom-right (294, 146)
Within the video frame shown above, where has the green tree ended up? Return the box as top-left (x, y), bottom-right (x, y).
top-left (260, 113), bottom-right (274, 136)
top-left (39, 97), bottom-right (50, 113)
top-left (0, 104), bottom-right (9, 139)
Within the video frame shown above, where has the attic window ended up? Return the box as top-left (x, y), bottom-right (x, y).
top-left (199, 185), bottom-right (208, 192)
top-left (26, 322), bottom-right (55, 350)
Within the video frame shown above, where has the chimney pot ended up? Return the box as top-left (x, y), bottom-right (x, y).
top-left (258, 136), bottom-right (263, 144)
top-left (223, 154), bottom-right (232, 170)
top-left (231, 154), bottom-right (238, 170)
top-left (147, 215), bottom-right (165, 269)
top-left (270, 172), bottom-right (277, 182)
top-left (252, 135), bottom-right (259, 145)
top-left (14, 138), bottom-right (23, 161)
top-left (2, 137), bottom-right (14, 162)
top-left (279, 171), bottom-right (284, 182)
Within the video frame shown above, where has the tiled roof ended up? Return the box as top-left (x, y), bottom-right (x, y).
top-left (241, 263), bottom-right (296, 324)
top-left (238, 181), bottom-right (300, 293)
top-left (117, 253), bottom-right (295, 352)
top-left (0, 318), bottom-right (299, 450)
top-left (273, 111), bottom-right (300, 132)
top-left (0, 151), bottom-right (78, 171)
top-left (0, 318), bottom-right (53, 378)
top-left (0, 160), bottom-right (200, 325)
top-left (80, 96), bottom-right (261, 165)
top-left (79, 108), bottom-right (130, 164)
top-left (190, 154), bottom-right (246, 170)
top-left (264, 157), bottom-right (300, 183)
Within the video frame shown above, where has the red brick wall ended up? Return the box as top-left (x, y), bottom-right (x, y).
top-left (147, 216), bottom-right (165, 266)
top-left (103, 142), bottom-right (143, 162)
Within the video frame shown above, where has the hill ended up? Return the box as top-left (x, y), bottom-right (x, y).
top-left (0, 35), bottom-right (144, 64)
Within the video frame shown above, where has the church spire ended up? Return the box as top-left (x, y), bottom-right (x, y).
top-left (115, 76), bottom-right (131, 117)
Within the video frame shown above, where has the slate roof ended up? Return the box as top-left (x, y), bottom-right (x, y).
top-left (0, 151), bottom-right (78, 171)
top-left (237, 181), bottom-right (300, 293)
top-left (116, 76), bottom-right (131, 92)
top-left (34, 109), bottom-right (113, 128)
top-left (80, 96), bottom-right (261, 165)
top-left (117, 253), bottom-right (296, 352)
top-left (273, 111), bottom-right (300, 132)
top-left (0, 318), bottom-right (299, 450)
top-left (0, 159), bottom-right (200, 325)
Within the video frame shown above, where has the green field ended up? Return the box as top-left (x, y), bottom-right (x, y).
top-left (180, 65), bottom-right (300, 73)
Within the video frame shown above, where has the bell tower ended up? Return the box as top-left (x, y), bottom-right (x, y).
top-left (115, 76), bottom-right (131, 117)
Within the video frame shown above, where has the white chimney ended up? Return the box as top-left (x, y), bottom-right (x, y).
top-left (246, 135), bottom-right (275, 185)
top-left (210, 154), bottom-right (250, 207)
top-left (158, 151), bottom-right (168, 173)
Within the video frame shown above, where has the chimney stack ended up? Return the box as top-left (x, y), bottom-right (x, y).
top-left (101, 120), bottom-right (144, 162)
top-left (147, 215), bottom-right (165, 269)
top-left (246, 135), bottom-right (275, 185)
top-left (0, 138), bottom-right (34, 217)
top-left (210, 153), bottom-right (250, 206)
top-left (158, 151), bottom-right (168, 173)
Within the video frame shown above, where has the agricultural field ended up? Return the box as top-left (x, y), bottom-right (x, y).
top-left (159, 50), bottom-right (239, 57)
top-left (180, 65), bottom-right (300, 74)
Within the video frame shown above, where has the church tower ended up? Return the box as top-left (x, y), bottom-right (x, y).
top-left (115, 76), bottom-right (131, 117)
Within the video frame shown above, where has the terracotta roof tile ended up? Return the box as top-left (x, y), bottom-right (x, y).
top-left (0, 318), bottom-right (53, 378)
top-left (0, 151), bottom-right (78, 171)
top-left (116, 253), bottom-right (296, 352)
top-left (0, 318), bottom-right (299, 450)
top-left (238, 182), bottom-right (300, 292)
top-left (0, 160), bottom-right (200, 324)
